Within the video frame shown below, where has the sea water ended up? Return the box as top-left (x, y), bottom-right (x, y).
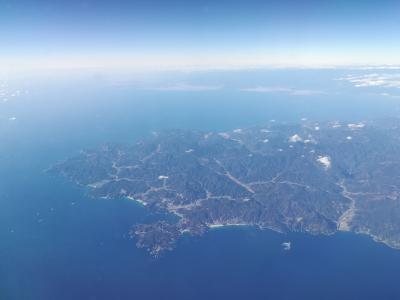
top-left (1, 70), bottom-right (400, 300)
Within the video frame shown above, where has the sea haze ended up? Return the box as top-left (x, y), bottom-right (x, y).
top-left (1, 69), bottom-right (400, 300)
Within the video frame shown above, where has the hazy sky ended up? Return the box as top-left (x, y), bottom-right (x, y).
top-left (1, 0), bottom-right (400, 70)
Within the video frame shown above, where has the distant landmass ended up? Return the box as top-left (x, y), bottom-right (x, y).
top-left (48, 118), bottom-right (400, 256)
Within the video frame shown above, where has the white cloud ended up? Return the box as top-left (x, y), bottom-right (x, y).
top-left (233, 128), bottom-right (243, 133)
top-left (339, 73), bottom-right (400, 88)
top-left (358, 65), bottom-right (400, 70)
top-left (290, 89), bottom-right (324, 96)
top-left (242, 87), bottom-right (292, 93)
top-left (317, 156), bottom-right (331, 169)
top-left (380, 92), bottom-right (400, 98)
top-left (347, 123), bottom-right (365, 130)
top-left (148, 83), bottom-right (222, 92)
top-left (241, 86), bottom-right (324, 96)
top-left (288, 134), bottom-right (302, 143)
top-left (218, 132), bottom-right (230, 139)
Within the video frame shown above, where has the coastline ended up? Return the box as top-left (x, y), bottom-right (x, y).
top-left (208, 223), bottom-right (249, 229)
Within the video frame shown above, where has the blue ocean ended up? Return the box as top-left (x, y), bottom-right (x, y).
top-left (2, 70), bottom-right (400, 300)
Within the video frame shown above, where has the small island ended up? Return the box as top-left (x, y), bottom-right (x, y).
top-left (48, 118), bottom-right (400, 256)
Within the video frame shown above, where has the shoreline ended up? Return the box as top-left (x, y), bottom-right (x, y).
top-left (208, 223), bottom-right (249, 229)
top-left (126, 196), bottom-right (147, 206)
